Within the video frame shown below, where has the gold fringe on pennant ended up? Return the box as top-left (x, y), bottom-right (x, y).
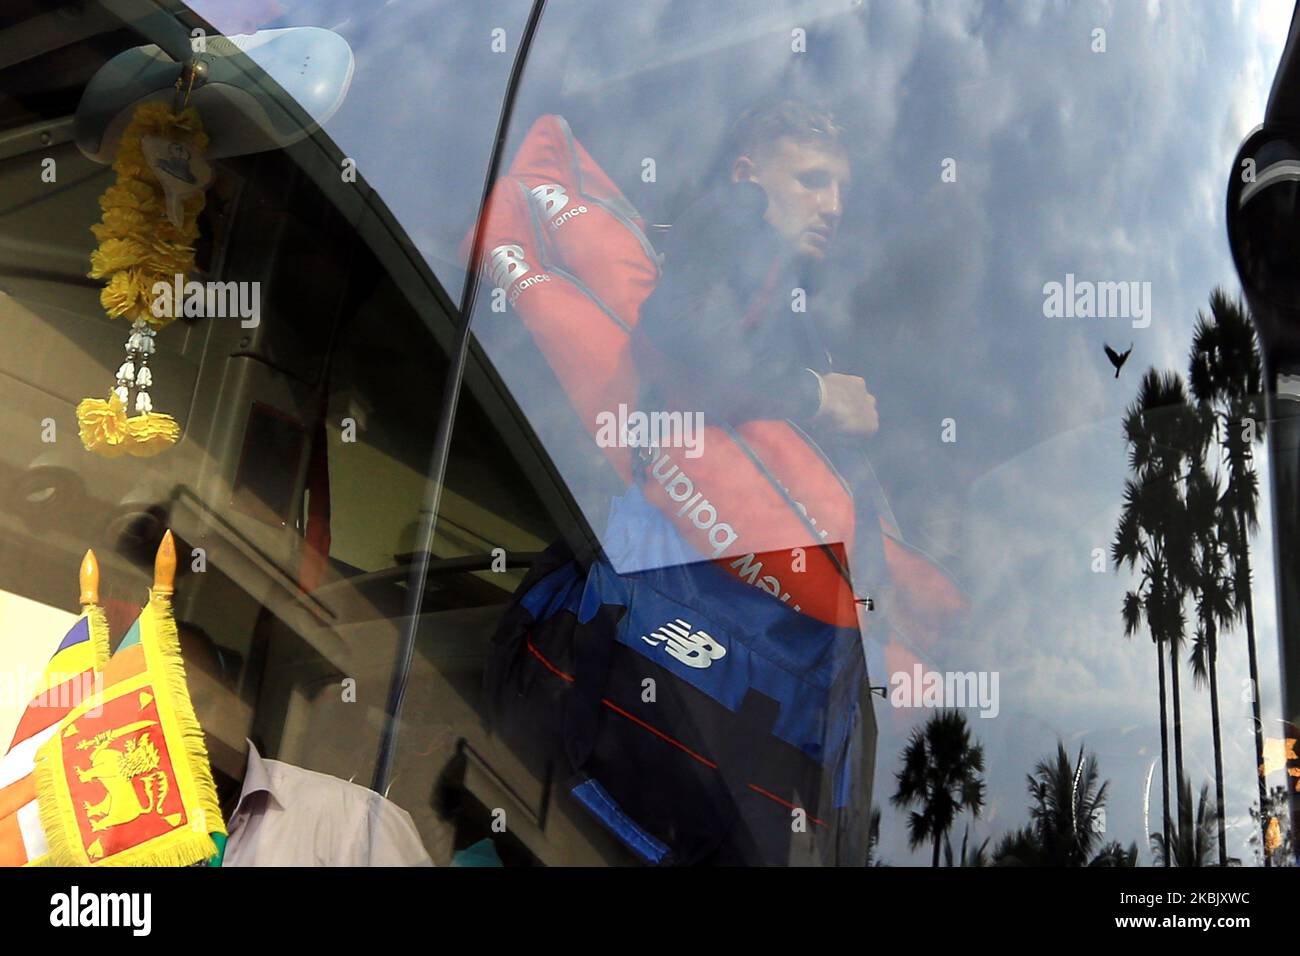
top-left (31, 748), bottom-right (74, 867)
top-left (85, 603), bottom-right (111, 675)
top-left (142, 587), bottom-right (226, 848)
top-left (25, 602), bottom-right (112, 867)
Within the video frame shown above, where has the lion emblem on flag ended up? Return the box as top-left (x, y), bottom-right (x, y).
top-left (74, 722), bottom-right (175, 831)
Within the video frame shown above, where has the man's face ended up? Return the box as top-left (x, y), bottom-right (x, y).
top-left (733, 136), bottom-right (850, 260)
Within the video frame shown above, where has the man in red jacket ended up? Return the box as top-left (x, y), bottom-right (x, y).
top-left (633, 99), bottom-right (879, 441)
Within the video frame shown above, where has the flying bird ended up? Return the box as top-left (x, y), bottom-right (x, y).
top-left (1104, 342), bottom-right (1132, 378)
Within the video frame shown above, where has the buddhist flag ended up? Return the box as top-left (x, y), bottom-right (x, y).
top-left (31, 531), bottom-right (226, 866)
top-left (0, 552), bottom-right (110, 867)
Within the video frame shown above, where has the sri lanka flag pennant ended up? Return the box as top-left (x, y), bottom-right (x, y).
top-left (0, 552), bottom-right (110, 866)
top-left (31, 531), bottom-right (226, 866)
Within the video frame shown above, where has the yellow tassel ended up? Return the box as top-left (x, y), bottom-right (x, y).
top-left (76, 395), bottom-right (180, 458)
top-left (76, 394), bottom-right (130, 457)
top-left (124, 413), bottom-right (181, 457)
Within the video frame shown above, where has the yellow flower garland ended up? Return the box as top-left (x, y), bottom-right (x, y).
top-left (78, 101), bottom-right (208, 458)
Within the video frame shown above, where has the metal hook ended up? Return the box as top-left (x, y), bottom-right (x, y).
top-left (172, 57), bottom-right (206, 114)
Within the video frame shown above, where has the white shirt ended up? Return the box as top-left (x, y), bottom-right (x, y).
top-left (221, 741), bottom-right (432, 867)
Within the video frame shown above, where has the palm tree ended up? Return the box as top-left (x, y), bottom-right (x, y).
top-left (892, 710), bottom-right (987, 867)
top-left (1026, 742), bottom-right (1110, 866)
top-left (991, 825), bottom-right (1042, 867)
top-left (1089, 841), bottom-right (1139, 866)
top-left (992, 742), bottom-right (1134, 866)
top-left (1150, 775), bottom-right (1221, 866)
top-left (1188, 288), bottom-right (1269, 864)
top-left (1185, 458), bottom-right (1235, 866)
top-left (1114, 368), bottom-right (1200, 858)
top-left (943, 824), bottom-right (990, 867)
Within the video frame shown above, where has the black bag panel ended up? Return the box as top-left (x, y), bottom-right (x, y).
top-left (483, 539), bottom-right (872, 865)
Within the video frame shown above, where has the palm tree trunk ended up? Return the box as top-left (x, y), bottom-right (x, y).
top-left (1157, 642), bottom-right (1172, 866)
top-left (1169, 637), bottom-right (1190, 836)
top-left (1238, 520), bottom-right (1271, 866)
top-left (932, 832), bottom-right (941, 867)
top-left (1207, 618), bottom-right (1228, 866)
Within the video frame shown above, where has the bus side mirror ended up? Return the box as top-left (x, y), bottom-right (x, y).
top-left (1227, 128), bottom-right (1300, 361)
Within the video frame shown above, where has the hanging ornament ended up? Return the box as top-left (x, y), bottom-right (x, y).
top-left (77, 93), bottom-right (210, 458)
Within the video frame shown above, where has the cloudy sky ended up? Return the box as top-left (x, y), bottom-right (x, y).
top-left (195, 0), bottom-right (1298, 864)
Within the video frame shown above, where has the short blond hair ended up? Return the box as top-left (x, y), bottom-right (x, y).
top-left (726, 99), bottom-right (844, 163)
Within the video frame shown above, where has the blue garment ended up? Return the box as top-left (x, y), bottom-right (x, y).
top-left (521, 485), bottom-right (869, 802)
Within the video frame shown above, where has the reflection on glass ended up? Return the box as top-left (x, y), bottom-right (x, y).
top-left (0, 0), bottom-right (1296, 867)
top-left (460, 0), bottom-right (1295, 866)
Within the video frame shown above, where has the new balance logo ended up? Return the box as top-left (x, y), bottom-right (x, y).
top-left (489, 243), bottom-right (529, 287)
top-left (489, 243), bottom-right (551, 305)
top-left (530, 182), bottom-right (589, 228)
top-left (641, 618), bottom-right (726, 669)
top-left (530, 183), bottom-right (568, 217)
